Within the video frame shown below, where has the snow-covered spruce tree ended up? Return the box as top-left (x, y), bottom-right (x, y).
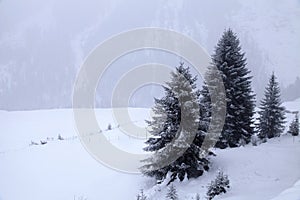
top-left (257, 73), bottom-right (286, 140)
top-left (288, 114), bottom-right (299, 136)
top-left (201, 29), bottom-right (255, 148)
top-left (206, 171), bottom-right (230, 200)
top-left (199, 65), bottom-right (226, 149)
top-left (136, 189), bottom-right (147, 200)
top-left (141, 63), bottom-right (210, 184)
top-left (166, 184), bottom-right (178, 200)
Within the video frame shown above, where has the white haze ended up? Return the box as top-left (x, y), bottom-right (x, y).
top-left (0, 0), bottom-right (300, 110)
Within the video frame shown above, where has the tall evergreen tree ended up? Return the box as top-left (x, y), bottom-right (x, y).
top-left (141, 63), bottom-right (210, 184)
top-left (201, 29), bottom-right (256, 148)
top-left (288, 114), bottom-right (299, 136)
top-left (257, 73), bottom-right (286, 140)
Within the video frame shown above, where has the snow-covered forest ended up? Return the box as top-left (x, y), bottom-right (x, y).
top-left (1, 0), bottom-right (300, 200)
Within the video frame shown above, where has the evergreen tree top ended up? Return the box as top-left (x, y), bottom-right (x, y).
top-left (213, 29), bottom-right (246, 68)
top-left (168, 62), bottom-right (198, 90)
top-left (260, 72), bottom-right (283, 106)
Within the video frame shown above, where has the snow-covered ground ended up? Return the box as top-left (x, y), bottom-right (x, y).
top-left (271, 180), bottom-right (300, 200)
top-left (0, 99), bottom-right (299, 200)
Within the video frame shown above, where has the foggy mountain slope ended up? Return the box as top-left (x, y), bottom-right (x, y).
top-left (0, 0), bottom-right (299, 110)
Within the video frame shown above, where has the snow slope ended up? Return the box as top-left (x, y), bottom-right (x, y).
top-left (271, 180), bottom-right (300, 200)
top-left (0, 99), bottom-right (299, 200)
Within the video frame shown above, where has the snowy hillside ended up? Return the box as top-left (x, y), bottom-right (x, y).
top-left (0, 99), bottom-right (299, 200)
top-left (271, 180), bottom-right (300, 200)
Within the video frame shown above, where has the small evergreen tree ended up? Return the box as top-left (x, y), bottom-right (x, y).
top-left (107, 123), bottom-right (112, 130)
top-left (141, 63), bottom-right (210, 184)
top-left (200, 29), bottom-right (256, 149)
top-left (206, 171), bottom-right (230, 200)
top-left (257, 73), bottom-right (286, 140)
top-left (288, 114), bottom-right (299, 136)
top-left (195, 193), bottom-right (201, 200)
top-left (136, 189), bottom-right (147, 200)
top-left (166, 184), bottom-right (178, 200)
top-left (58, 134), bottom-right (64, 140)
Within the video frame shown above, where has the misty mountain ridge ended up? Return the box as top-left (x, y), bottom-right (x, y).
top-left (0, 0), bottom-right (299, 110)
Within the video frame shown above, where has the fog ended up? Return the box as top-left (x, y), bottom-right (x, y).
top-left (0, 0), bottom-right (299, 110)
